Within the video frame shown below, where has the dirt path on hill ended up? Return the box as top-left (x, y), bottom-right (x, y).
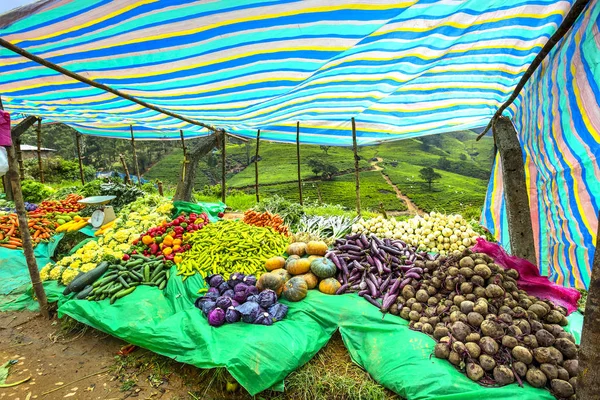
top-left (369, 158), bottom-right (422, 215)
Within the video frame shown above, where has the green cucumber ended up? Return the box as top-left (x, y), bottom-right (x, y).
top-left (131, 254), bottom-right (151, 262)
top-left (158, 280), bottom-right (166, 290)
top-left (150, 264), bottom-right (164, 280)
top-left (143, 265), bottom-right (150, 282)
top-left (118, 276), bottom-right (130, 288)
top-left (76, 285), bottom-right (94, 299)
top-left (110, 286), bottom-right (136, 304)
top-left (129, 270), bottom-right (144, 281)
top-left (67, 262), bottom-right (109, 293)
top-left (125, 259), bottom-right (144, 268)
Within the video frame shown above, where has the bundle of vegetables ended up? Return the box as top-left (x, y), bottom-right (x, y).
top-left (352, 212), bottom-right (481, 256)
top-left (391, 249), bottom-right (578, 398)
top-left (55, 216), bottom-right (90, 233)
top-left (32, 194), bottom-right (85, 215)
top-left (330, 233), bottom-right (437, 310)
top-left (293, 215), bottom-right (357, 245)
top-left (130, 212), bottom-right (209, 263)
top-left (243, 210), bottom-right (290, 236)
top-left (195, 272), bottom-right (289, 327)
top-left (178, 220), bottom-right (289, 280)
top-left (63, 255), bottom-right (171, 303)
top-left (40, 197), bottom-right (174, 285)
top-left (0, 213), bottom-right (58, 249)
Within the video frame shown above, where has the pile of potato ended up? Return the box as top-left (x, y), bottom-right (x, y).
top-left (391, 249), bottom-right (578, 399)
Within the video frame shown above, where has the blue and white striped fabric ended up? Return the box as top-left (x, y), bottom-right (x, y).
top-left (0, 0), bottom-right (574, 144)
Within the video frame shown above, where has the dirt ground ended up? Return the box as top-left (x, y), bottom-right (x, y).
top-left (0, 312), bottom-right (396, 400)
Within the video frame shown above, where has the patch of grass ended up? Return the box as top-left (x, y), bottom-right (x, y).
top-left (383, 161), bottom-right (488, 214)
top-left (120, 379), bottom-right (136, 392)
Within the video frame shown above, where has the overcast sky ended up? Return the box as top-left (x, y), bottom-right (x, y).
top-left (0, 0), bottom-right (39, 15)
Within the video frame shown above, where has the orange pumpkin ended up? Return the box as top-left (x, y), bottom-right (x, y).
top-left (286, 257), bottom-right (311, 275)
top-left (297, 272), bottom-right (319, 289)
top-left (306, 241), bottom-right (328, 256)
top-left (271, 268), bottom-right (292, 283)
top-left (257, 272), bottom-right (285, 296)
top-left (308, 255), bottom-right (322, 263)
top-left (265, 256), bottom-right (286, 271)
top-left (319, 278), bottom-right (341, 295)
top-left (286, 242), bottom-right (307, 257)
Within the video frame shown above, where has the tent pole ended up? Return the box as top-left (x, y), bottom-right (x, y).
top-left (351, 117), bottom-right (361, 217)
top-left (15, 134), bottom-right (24, 180)
top-left (296, 122), bottom-right (303, 205)
top-left (119, 154), bottom-right (132, 184)
top-left (255, 129), bottom-right (260, 203)
top-left (221, 130), bottom-right (226, 204)
top-left (180, 129), bottom-right (187, 183)
top-left (37, 118), bottom-right (44, 183)
top-left (157, 181), bottom-right (164, 196)
top-left (578, 210), bottom-right (600, 398)
top-left (75, 132), bottom-right (85, 185)
top-left (4, 115), bottom-right (49, 318)
top-left (130, 125), bottom-right (141, 186)
top-left (493, 116), bottom-right (536, 264)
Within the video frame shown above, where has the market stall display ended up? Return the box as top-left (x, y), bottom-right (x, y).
top-left (0, 213), bottom-right (58, 248)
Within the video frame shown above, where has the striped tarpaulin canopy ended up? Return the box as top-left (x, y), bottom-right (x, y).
top-left (0, 0), bottom-right (575, 144)
top-left (482, 0), bottom-right (600, 289)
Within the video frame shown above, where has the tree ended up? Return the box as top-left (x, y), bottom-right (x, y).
top-left (420, 135), bottom-right (442, 151)
top-left (459, 154), bottom-right (467, 161)
top-left (307, 158), bottom-right (338, 180)
top-left (437, 156), bottom-right (451, 170)
top-left (174, 134), bottom-right (217, 202)
top-left (319, 145), bottom-right (331, 155)
top-left (419, 166), bottom-right (441, 190)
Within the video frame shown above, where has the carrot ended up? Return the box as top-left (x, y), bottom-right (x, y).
top-left (0, 244), bottom-right (18, 249)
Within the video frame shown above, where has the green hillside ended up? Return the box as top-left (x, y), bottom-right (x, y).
top-left (144, 131), bottom-right (494, 214)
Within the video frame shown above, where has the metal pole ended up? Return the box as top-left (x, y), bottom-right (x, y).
top-left (129, 125), bottom-right (141, 186)
top-left (36, 119), bottom-right (44, 183)
top-left (255, 129), bottom-right (260, 203)
top-left (221, 130), bottom-right (226, 204)
top-left (75, 132), bottom-right (85, 185)
top-left (351, 117), bottom-right (361, 216)
top-left (296, 122), bottom-right (303, 205)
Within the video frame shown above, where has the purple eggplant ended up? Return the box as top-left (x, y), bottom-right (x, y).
top-left (381, 292), bottom-right (398, 313)
top-left (336, 283), bottom-right (349, 295)
top-left (380, 275), bottom-right (392, 293)
top-left (366, 279), bottom-right (377, 297)
top-left (404, 272), bottom-right (421, 280)
top-left (388, 277), bottom-right (403, 294)
top-left (363, 294), bottom-right (381, 309)
top-left (398, 277), bottom-right (413, 290)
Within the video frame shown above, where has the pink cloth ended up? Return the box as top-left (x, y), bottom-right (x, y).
top-left (0, 111), bottom-right (11, 146)
top-left (472, 238), bottom-right (581, 314)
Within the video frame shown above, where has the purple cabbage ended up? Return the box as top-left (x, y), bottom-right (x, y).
top-left (254, 312), bottom-right (273, 326)
top-left (236, 301), bottom-right (261, 323)
top-left (246, 294), bottom-right (260, 303)
top-left (258, 289), bottom-right (278, 309)
top-left (217, 282), bottom-right (230, 294)
top-left (208, 308), bottom-right (226, 327)
top-left (215, 296), bottom-right (233, 310)
top-left (221, 289), bottom-right (235, 299)
top-left (225, 306), bottom-right (241, 323)
top-left (234, 283), bottom-right (249, 293)
top-left (268, 303), bottom-right (289, 322)
top-left (243, 275), bottom-right (257, 286)
top-left (247, 285), bottom-right (259, 295)
top-left (233, 290), bottom-right (248, 304)
top-left (230, 299), bottom-right (240, 308)
top-left (228, 272), bottom-right (246, 288)
top-left (206, 288), bottom-right (219, 298)
top-left (199, 299), bottom-right (217, 316)
top-left (208, 274), bottom-right (224, 288)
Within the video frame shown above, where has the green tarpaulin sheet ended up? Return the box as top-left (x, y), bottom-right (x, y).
top-left (57, 271), bottom-right (584, 398)
top-left (172, 201), bottom-right (225, 223)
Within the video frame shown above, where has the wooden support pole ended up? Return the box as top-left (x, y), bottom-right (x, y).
top-left (493, 116), bottom-right (536, 263)
top-left (36, 119), bottom-right (44, 183)
top-left (15, 134), bottom-right (24, 180)
top-left (351, 117), bottom-right (361, 217)
top-left (130, 125), bottom-right (141, 186)
top-left (119, 154), bottom-right (131, 184)
top-left (255, 129), bottom-right (260, 203)
top-left (157, 181), bottom-right (164, 196)
top-left (578, 211), bottom-right (600, 399)
top-left (3, 116), bottom-right (49, 318)
top-left (180, 130), bottom-right (188, 182)
top-left (74, 132), bottom-right (85, 185)
top-left (221, 130), bottom-right (226, 204)
top-left (296, 122), bottom-right (303, 205)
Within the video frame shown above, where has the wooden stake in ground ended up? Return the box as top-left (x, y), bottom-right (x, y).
top-left (351, 117), bottom-right (361, 217)
top-left (74, 131), bottom-right (85, 185)
top-left (157, 181), bottom-right (164, 196)
top-left (180, 129), bottom-right (188, 182)
top-left (255, 129), bottom-right (260, 203)
top-left (36, 119), bottom-right (44, 183)
top-left (493, 116), bottom-right (536, 264)
top-left (296, 122), bottom-right (303, 205)
top-left (3, 115), bottom-right (49, 318)
top-left (130, 125), bottom-right (141, 186)
top-left (221, 130), bottom-right (226, 204)
top-left (119, 154), bottom-right (131, 184)
top-left (578, 212), bottom-right (600, 399)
